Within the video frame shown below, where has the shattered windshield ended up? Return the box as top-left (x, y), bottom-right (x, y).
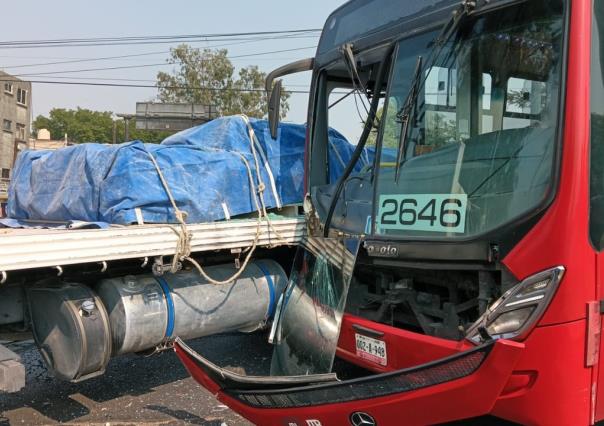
top-left (374, 0), bottom-right (564, 238)
top-left (270, 237), bottom-right (360, 376)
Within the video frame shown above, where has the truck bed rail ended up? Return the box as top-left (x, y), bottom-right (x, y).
top-left (0, 216), bottom-right (305, 272)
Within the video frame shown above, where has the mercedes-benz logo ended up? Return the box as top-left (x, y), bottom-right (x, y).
top-left (349, 411), bottom-right (377, 426)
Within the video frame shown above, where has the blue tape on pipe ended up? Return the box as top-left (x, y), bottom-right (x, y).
top-left (255, 261), bottom-right (276, 319)
top-left (155, 276), bottom-right (175, 338)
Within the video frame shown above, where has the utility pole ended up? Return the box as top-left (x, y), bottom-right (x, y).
top-left (112, 120), bottom-right (117, 144)
top-left (124, 118), bottom-right (130, 142)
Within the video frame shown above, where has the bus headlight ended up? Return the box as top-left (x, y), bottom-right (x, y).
top-left (466, 266), bottom-right (565, 343)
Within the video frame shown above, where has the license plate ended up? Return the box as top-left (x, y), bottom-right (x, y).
top-left (355, 333), bottom-right (387, 366)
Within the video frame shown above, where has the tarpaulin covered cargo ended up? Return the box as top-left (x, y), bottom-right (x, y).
top-left (8, 116), bottom-right (366, 225)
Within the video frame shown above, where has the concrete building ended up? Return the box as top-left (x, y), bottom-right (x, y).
top-left (0, 71), bottom-right (31, 200)
top-left (28, 128), bottom-right (72, 151)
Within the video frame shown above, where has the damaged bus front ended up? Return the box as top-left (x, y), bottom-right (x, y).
top-left (176, 0), bottom-right (604, 424)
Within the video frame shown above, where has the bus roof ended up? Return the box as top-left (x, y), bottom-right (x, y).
top-left (315, 0), bottom-right (520, 66)
top-left (316, 0), bottom-right (457, 64)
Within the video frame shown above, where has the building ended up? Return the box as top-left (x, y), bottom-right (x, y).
top-left (28, 128), bottom-right (72, 151)
top-left (0, 71), bottom-right (31, 201)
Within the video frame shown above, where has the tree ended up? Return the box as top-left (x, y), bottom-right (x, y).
top-left (33, 108), bottom-right (113, 143)
top-left (425, 112), bottom-right (456, 147)
top-left (156, 45), bottom-right (290, 119)
top-left (32, 108), bottom-right (170, 144)
top-left (365, 103), bottom-right (455, 149)
top-left (366, 100), bottom-right (402, 148)
top-left (117, 120), bottom-right (171, 144)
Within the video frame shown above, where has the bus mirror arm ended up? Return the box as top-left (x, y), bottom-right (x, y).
top-left (265, 58), bottom-right (314, 140)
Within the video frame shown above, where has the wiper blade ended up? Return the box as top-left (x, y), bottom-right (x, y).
top-left (322, 0), bottom-right (479, 237)
top-left (392, 0), bottom-right (477, 182)
top-left (394, 55), bottom-right (423, 183)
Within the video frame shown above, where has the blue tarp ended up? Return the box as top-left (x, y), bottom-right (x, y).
top-left (8, 116), bottom-right (365, 225)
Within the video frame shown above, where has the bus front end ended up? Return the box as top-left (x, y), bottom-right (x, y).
top-left (175, 0), bottom-right (604, 424)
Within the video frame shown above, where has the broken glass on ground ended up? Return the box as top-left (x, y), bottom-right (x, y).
top-left (269, 237), bottom-right (360, 376)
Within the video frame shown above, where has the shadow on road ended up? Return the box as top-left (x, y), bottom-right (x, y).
top-left (146, 404), bottom-right (224, 426)
top-left (0, 332), bottom-right (269, 424)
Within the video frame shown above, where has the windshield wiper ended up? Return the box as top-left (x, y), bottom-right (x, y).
top-left (392, 0), bottom-right (477, 182)
top-left (394, 55), bottom-right (423, 183)
top-left (322, 0), bottom-right (479, 237)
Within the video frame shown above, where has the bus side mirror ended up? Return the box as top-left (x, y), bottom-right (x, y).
top-left (268, 80), bottom-right (282, 140)
top-left (265, 58), bottom-right (314, 140)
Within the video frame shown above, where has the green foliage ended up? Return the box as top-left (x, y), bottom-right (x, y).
top-left (118, 121), bottom-right (172, 144)
top-left (32, 108), bottom-right (170, 144)
top-left (365, 103), bottom-right (456, 150)
top-left (33, 108), bottom-right (113, 143)
top-left (366, 101), bottom-right (402, 148)
top-left (425, 112), bottom-right (456, 148)
top-left (156, 45), bottom-right (290, 119)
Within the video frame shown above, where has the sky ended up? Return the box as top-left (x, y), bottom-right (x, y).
top-left (0, 0), bottom-right (348, 135)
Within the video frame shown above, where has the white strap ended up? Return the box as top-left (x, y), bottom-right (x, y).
top-left (221, 202), bottom-right (231, 220)
top-left (240, 115), bottom-right (282, 209)
top-left (135, 208), bottom-right (145, 225)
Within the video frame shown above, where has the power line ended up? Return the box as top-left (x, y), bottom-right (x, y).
top-left (0, 78), bottom-right (341, 95)
top-left (0, 54), bottom-right (87, 60)
top-left (14, 62), bottom-right (169, 76)
top-left (4, 74), bottom-right (312, 87)
top-left (11, 46), bottom-right (317, 77)
top-left (2, 35), bottom-right (316, 69)
top-left (0, 29), bottom-right (321, 45)
top-left (0, 35), bottom-right (320, 50)
top-left (0, 30), bottom-right (321, 49)
top-left (0, 78), bottom-right (315, 94)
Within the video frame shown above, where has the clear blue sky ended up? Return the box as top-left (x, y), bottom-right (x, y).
top-left (0, 0), bottom-right (347, 130)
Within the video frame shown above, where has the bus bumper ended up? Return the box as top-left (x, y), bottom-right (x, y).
top-left (174, 336), bottom-right (524, 426)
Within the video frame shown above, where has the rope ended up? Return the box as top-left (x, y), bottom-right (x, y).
top-left (244, 117), bottom-right (282, 208)
top-left (239, 115), bottom-right (289, 246)
top-left (188, 151), bottom-right (264, 284)
top-left (142, 114), bottom-right (289, 285)
top-left (143, 148), bottom-right (191, 272)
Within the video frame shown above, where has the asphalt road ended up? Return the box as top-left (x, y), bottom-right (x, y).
top-left (0, 333), bottom-right (272, 426)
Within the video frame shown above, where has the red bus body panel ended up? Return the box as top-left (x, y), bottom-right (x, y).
top-left (174, 0), bottom-right (603, 423)
top-left (337, 315), bottom-right (470, 373)
top-left (175, 338), bottom-right (524, 426)
top-left (336, 315), bottom-right (592, 425)
top-left (336, 0), bottom-right (599, 421)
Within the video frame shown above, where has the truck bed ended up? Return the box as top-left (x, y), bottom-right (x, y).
top-left (0, 213), bottom-right (304, 273)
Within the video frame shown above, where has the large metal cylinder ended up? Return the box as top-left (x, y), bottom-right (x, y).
top-left (96, 260), bottom-right (287, 355)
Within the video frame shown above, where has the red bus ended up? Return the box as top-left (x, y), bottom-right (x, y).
top-left (175, 0), bottom-right (604, 424)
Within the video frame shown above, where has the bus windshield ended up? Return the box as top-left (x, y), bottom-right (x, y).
top-left (373, 0), bottom-right (565, 239)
